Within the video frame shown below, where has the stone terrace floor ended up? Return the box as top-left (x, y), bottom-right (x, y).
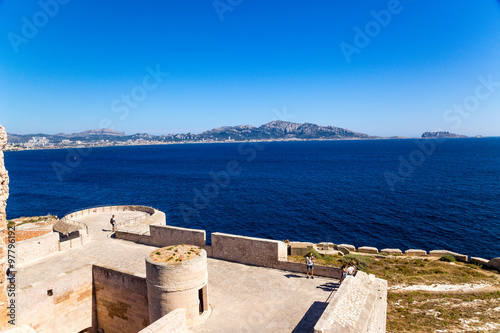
top-left (17, 210), bottom-right (338, 332)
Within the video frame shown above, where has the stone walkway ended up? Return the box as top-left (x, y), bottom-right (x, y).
top-left (17, 210), bottom-right (338, 332)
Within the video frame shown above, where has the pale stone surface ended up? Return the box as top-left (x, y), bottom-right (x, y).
top-left (139, 309), bottom-right (187, 333)
top-left (358, 246), bottom-right (379, 254)
top-left (314, 272), bottom-right (387, 333)
top-left (0, 325), bottom-right (37, 333)
top-left (189, 259), bottom-right (338, 333)
top-left (381, 248), bottom-right (402, 255)
top-left (405, 249), bottom-right (427, 256)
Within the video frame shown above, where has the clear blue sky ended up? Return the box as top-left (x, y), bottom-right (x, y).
top-left (0, 0), bottom-right (499, 137)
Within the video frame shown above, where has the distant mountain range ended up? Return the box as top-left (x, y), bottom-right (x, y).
top-left (6, 121), bottom-right (475, 147)
top-left (7, 121), bottom-right (378, 144)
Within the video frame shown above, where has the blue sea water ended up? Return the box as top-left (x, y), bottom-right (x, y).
top-left (4, 139), bottom-right (500, 259)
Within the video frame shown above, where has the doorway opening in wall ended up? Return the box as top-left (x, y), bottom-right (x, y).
top-left (198, 288), bottom-right (204, 314)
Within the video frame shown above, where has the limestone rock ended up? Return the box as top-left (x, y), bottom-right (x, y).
top-left (358, 246), bottom-right (379, 254)
top-left (405, 249), bottom-right (427, 256)
top-left (381, 248), bottom-right (402, 255)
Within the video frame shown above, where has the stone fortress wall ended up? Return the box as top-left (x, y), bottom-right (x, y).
top-left (0, 126), bottom-right (10, 328)
top-left (16, 265), bottom-right (93, 333)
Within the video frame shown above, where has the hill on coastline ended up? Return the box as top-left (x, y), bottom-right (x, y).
top-left (422, 131), bottom-right (469, 139)
top-left (7, 121), bottom-right (377, 144)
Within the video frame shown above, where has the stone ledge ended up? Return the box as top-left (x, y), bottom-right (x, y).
top-left (380, 248), bottom-right (402, 255)
top-left (405, 249), bottom-right (427, 256)
top-left (358, 246), bottom-right (379, 254)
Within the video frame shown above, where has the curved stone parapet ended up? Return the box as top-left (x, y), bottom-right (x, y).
top-left (61, 205), bottom-right (166, 233)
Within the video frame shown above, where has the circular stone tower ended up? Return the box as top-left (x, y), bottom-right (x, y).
top-left (146, 245), bottom-right (210, 326)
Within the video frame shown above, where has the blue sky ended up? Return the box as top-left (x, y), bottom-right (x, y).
top-left (0, 0), bottom-right (499, 137)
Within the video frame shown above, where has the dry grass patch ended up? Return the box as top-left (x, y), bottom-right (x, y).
top-left (387, 291), bottom-right (500, 332)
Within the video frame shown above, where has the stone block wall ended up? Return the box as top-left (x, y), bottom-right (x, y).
top-left (16, 233), bottom-right (60, 264)
top-left (138, 309), bottom-right (187, 333)
top-left (314, 271), bottom-right (387, 333)
top-left (17, 265), bottom-right (93, 333)
top-left (149, 225), bottom-right (206, 248)
top-left (93, 265), bottom-right (150, 333)
top-left (0, 125), bottom-right (9, 329)
top-left (211, 232), bottom-right (287, 268)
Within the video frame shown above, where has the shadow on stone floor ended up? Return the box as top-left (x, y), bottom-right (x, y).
top-left (316, 282), bottom-right (339, 292)
top-left (284, 273), bottom-right (304, 279)
top-left (291, 301), bottom-right (329, 333)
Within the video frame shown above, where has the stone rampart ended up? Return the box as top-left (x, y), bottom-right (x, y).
top-left (16, 232), bottom-right (60, 264)
top-left (314, 271), bottom-right (387, 333)
top-left (211, 232), bottom-right (287, 268)
top-left (0, 125), bottom-right (9, 329)
top-left (149, 225), bottom-right (206, 247)
top-left (115, 230), bottom-right (152, 244)
top-left (138, 309), bottom-right (187, 333)
top-left (93, 265), bottom-right (150, 333)
top-left (17, 264), bottom-right (93, 333)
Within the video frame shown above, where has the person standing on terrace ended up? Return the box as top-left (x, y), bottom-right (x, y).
top-left (306, 253), bottom-right (314, 279)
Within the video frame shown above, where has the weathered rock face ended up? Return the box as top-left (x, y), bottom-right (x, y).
top-left (0, 125), bottom-right (10, 328)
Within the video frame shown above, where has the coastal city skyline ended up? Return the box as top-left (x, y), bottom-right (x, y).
top-left (1, 1), bottom-right (500, 137)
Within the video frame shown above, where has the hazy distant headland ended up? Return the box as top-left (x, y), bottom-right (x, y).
top-left (5, 121), bottom-right (475, 150)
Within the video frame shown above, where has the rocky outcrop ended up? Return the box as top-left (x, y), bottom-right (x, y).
top-left (0, 125), bottom-right (10, 328)
top-left (421, 131), bottom-right (468, 139)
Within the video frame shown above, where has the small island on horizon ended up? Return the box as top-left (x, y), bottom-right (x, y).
top-left (5, 121), bottom-right (482, 151)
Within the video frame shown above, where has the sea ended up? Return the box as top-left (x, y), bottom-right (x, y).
top-left (4, 138), bottom-right (500, 259)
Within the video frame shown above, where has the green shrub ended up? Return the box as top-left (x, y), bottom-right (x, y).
top-left (338, 254), bottom-right (373, 269)
top-left (308, 248), bottom-right (322, 259)
top-left (439, 254), bottom-right (456, 262)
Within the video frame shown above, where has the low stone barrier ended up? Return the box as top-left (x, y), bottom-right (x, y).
top-left (471, 257), bottom-right (489, 266)
top-left (381, 248), bottom-right (402, 255)
top-left (337, 244), bottom-right (356, 251)
top-left (138, 309), bottom-right (187, 333)
top-left (150, 225), bottom-right (206, 247)
top-left (358, 246), bottom-right (379, 254)
top-left (211, 232), bottom-right (287, 268)
top-left (314, 271), bottom-right (387, 333)
top-left (405, 249), bottom-right (427, 256)
top-left (115, 230), bottom-right (151, 244)
top-left (429, 250), bottom-right (468, 262)
top-left (16, 232), bottom-right (60, 264)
